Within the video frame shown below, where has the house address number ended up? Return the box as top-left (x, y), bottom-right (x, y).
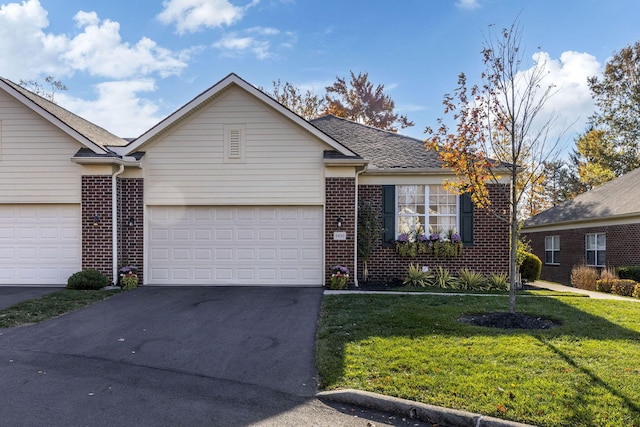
top-left (333, 231), bottom-right (347, 241)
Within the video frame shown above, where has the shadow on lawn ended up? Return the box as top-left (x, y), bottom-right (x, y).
top-left (317, 293), bottom-right (640, 425)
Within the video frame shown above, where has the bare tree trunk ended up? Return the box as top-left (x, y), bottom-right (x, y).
top-left (509, 174), bottom-right (518, 313)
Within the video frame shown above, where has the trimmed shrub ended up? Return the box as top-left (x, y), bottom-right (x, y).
top-left (519, 251), bottom-right (541, 282)
top-left (403, 264), bottom-right (434, 287)
top-left (571, 265), bottom-right (599, 291)
top-left (67, 269), bottom-right (109, 290)
top-left (616, 266), bottom-right (640, 282)
top-left (611, 279), bottom-right (636, 297)
top-left (595, 278), bottom-right (614, 294)
top-left (633, 284), bottom-right (640, 299)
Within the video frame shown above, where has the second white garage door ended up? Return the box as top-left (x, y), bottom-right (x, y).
top-left (147, 206), bottom-right (323, 286)
top-left (0, 204), bottom-right (81, 285)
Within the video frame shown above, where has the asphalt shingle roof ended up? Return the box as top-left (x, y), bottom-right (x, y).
top-left (310, 115), bottom-right (442, 169)
top-left (0, 77), bottom-right (129, 149)
top-left (524, 166), bottom-right (640, 227)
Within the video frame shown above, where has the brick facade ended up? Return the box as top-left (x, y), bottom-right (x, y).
top-left (524, 222), bottom-right (640, 285)
top-left (82, 175), bottom-right (113, 281)
top-left (325, 177), bottom-right (356, 285)
top-left (356, 183), bottom-right (510, 283)
top-left (82, 175), bottom-right (144, 284)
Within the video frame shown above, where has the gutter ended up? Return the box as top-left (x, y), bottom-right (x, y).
top-left (71, 156), bottom-right (141, 167)
top-left (111, 164), bottom-right (125, 285)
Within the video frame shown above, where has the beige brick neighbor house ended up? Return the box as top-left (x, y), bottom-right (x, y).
top-left (0, 73), bottom-right (510, 287)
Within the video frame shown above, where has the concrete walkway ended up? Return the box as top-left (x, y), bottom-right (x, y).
top-left (325, 280), bottom-right (640, 302)
top-left (528, 280), bottom-right (640, 302)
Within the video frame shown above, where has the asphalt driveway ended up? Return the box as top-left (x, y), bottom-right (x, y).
top-left (0, 286), bottom-right (397, 426)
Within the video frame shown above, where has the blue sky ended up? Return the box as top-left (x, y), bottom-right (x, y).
top-left (1, 0), bottom-right (639, 150)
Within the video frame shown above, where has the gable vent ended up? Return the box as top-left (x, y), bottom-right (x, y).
top-left (228, 129), bottom-right (241, 159)
top-left (224, 125), bottom-right (246, 164)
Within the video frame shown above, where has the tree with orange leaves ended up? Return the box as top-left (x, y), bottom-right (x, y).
top-left (426, 22), bottom-right (566, 313)
top-left (324, 71), bottom-right (414, 132)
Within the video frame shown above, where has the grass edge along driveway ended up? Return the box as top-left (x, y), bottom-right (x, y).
top-left (316, 293), bottom-right (640, 427)
top-left (0, 289), bottom-right (120, 328)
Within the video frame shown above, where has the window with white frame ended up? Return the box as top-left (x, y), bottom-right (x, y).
top-left (545, 235), bottom-right (560, 265)
top-left (586, 233), bottom-right (606, 267)
top-left (396, 184), bottom-right (458, 237)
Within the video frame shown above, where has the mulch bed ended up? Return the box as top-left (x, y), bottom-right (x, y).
top-left (458, 312), bottom-right (561, 329)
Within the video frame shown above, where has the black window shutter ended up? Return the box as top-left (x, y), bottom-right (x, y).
top-left (459, 193), bottom-right (474, 246)
top-left (381, 185), bottom-right (396, 247)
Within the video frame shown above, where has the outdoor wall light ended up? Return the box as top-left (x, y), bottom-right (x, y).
top-left (127, 216), bottom-right (135, 227)
top-left (336, 216), bottom-right (343, 228)
top-left (93, 214), bottom-right (101, 226)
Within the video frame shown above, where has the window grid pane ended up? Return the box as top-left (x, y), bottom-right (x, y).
top-left (396, 185), bottom-right (458, 237)
top-left (545, 236), bottom-right (560, 265)
top-left (585, 233), bottom-right (606, 266)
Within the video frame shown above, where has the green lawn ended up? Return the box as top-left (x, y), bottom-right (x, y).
top-left (316, 294), bottom-right (640, 427)
top-left (0, 289), bottom-right (120, 328)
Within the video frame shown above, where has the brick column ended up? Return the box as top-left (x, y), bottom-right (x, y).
top-left (118, 178), bottom-right (144, 284)
top-left (82, 175), bottom-right (113, 281)
top-left (325, 177), bottom-right (356, 286)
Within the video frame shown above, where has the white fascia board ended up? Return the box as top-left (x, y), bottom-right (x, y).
top-left (324, 158), bottom-right (369, 167)
top-left (123, 73), bottom-right (358, 158)
top-left (71, 156), bottom-right (141, 168)
top-left (0, 81), bottom-right (108, 155)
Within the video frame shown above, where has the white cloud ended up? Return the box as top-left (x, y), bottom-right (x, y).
top-left (0, 0), bottom-right (189, 81)
top-left (158, 0), bottom-right (259, 34)
top-left (0, 0), bottom-right (69, 79)
top-left (63, 11), bottom-right (189, 79)
top-left (455, 0), bottom-right (481, 10)
top-left (58, 79), bottom-right (163, 138)
top-left (526, 51), bottom-right (601, 137)
top-left (213, 26), bottom-right (294, 59)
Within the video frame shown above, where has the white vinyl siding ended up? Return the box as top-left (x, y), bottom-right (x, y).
top-left (144, 87), bottom-right (326, 206)
top-left (0, 90), bottom-right (81, 203)
top-left (0, 204), bottom-right (81, 284)
top-left (147, 206), bottom-right (323, 286)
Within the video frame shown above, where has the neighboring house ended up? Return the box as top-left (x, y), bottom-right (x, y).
top-left (0, 73), bottom-right (510, 287)
top-left (522, 166), bottom-right (640, 284)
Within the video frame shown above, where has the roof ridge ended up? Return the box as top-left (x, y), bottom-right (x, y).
top-left (312, 114), bottom-right (426, 143)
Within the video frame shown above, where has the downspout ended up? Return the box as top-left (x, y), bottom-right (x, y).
top-left (112, 164), bottom-right (125, 285)
top-left (353, 166), bottom-right (366, 288)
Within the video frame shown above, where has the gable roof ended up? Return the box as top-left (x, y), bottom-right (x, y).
top-left (120, 73), bottom-right (359, 158)
top-left (524, 166), bottom-right (640, 229)
top-left (0, 78), bottom-right (128, 154)
top-left (310, 115), bottom-right (442, 170)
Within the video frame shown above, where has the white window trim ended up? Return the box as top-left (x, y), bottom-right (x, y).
top-left (223, 124), bottom-right (246, 164)
top-left (544, 235), bottom-right (560, 265)
top-left (585, 233), bottom-right (606, 267)
top-left (395, 184), bottom-right (459, 237)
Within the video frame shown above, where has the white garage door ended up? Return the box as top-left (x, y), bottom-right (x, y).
top-left (0, 205), bottom-right (81, 285)
top-left (147, 206), bottom-right (323, 286)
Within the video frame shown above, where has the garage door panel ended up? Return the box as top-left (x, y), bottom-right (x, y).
top-left (148, 206), bottom-right (323, 285)
top-left (0, 205), bottom-right (81, 285)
